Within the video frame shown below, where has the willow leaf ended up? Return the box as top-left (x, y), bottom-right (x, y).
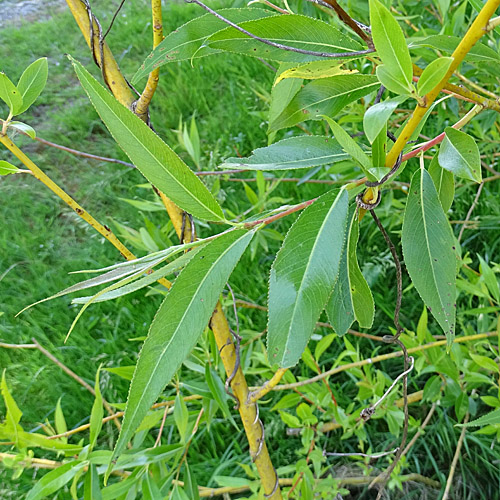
top-left (26, 462), bottom-right (86, 500)
top-left (222, 135), bottom-right (347, 170)
top-left (207, 15), bottom-right (364, 64)
top-left (106, 229), bottom-right (253, 480)
top-left (70, 57), bottom-right (224, 222)
top-left (132, 9), bottom-right (273, 83)
top-left (267, 189), bottom-right (348, 367)
top-left (270, 75), bottom-right (379, 132)
top-left (402, 168), bottom-right (456, 345)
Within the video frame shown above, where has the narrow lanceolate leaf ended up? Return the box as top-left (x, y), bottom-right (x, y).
top-left (347, 214), bottom-right (374, 329)
top-left (89, 367), bottom-right (103, 452)
top-left (402, 168), bottom-right (456, 345)
top-left (26, 461), bottom-right (86, 500)
top-left (84, 465), bottom-right (102, 500)
top-left (375, 65), bottom-right (413, 96)
top-left (457, 408), bottom-right (500, 427)
top-left (16, 58), bottom-right (48, 114)
top-left (417, 57), bottom-right (453, 97)
top-left (70, 57), bottom-right (224, 221)
top-left (270, 75), bottom-right (379, 132)
top-left (429, 154), bottom-right (454, 212)
top-left (369, 0), bottom-right (413, 93)
top-left (439, 127), bottom-right (482, 183)
top-left (267, 189), bottom-right (348, 367)
top-left (322, 116), bottom-right (373, 179)
top-left (363, 96), bottom-right (407, 144)
top-left (221, 136), bottom-right (347, 170)
top-left (132, 9), bottom-right (273, 83)
top-left (107, 229), bottom-right (253, 479)
top-left (274, 61), bottom-right (356, 86)
top-left (325, 230), bottom-right (353, 336)
top-left (207, 15), bottom-right (364, 64)
top-left (0, 372), bottom-right (22, 443)
top-left (0, 72), bottom-right (23, 115)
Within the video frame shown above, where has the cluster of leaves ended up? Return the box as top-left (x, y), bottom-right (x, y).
top-left (1, 0), bottom-right (500, 498)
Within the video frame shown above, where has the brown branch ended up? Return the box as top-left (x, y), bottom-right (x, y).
top-left (458, 181), bottom-right (484, 242)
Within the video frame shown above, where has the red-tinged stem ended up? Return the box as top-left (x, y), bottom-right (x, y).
top-left (244, 198), bottom-right (317, 229)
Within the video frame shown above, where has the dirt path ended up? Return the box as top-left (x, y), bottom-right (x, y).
top-left (0, 0), bottom-right (66, 29)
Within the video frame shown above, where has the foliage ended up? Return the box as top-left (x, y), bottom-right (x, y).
top-left (1, 0), bottom-right (500, 499)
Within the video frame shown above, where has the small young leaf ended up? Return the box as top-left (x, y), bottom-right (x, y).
top-left (429, 154), bottom-right (454, 212)
top-left (0, 72), bottom-right (23, 115)
top-left (267, 189), bottom-right (348, 368)
top-left (173, 392), bottom-right (189, 441)
top-left (0, 160), bottom-right (20, 176)
top-left (322, 116), bottom-right (373, 179)
top-left (16, 58), bottom-right (48, 114)
top-left (363, 96), bottom-right (407, 144)
top-left (107, 229), bottom-right (253, 480)
top-left (8, 121), bottom-right (36, 139)
top-left (89, 367), bottom-right (103, 452)
top-left (55, 398), bottom-right (68, 443)
top-left (222, 135), bottom-right (348, 170)
top-left (371, 126), bottom-right (386, 169)
top-left (417, 57), bottom-right (453, 96)
top-left (274, 61), bottom-right (356, 85)
top-left (478, 255), bottom-right (500, 303)
top-left (70, 57), bottom-right (224, 222)
top-left (375, 65), bottom-right (413, 96)
top-left (270, 75), bottom-right (379, 132)
top-left (26, 461), bottom-right (86, 500)
top-left (370, 0), bottom-right (413, 92)
top-left (439, 127), bottom-right (482, 183)
top-left (402, 168), bottom-right (456, 345)
top-left (0, 372), bottom-right (23, 442)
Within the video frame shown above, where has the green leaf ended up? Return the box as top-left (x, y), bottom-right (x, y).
top-left (410, 35), bottom-right (500, 63)
top-left (478, 255), bottom-right (500, 303)
top-left (142, 474), bottom-right (163, 500)
top-left (417, 57), bottom-right (453, 96)
top-left (325, 228), bottom-right (354, 336)
top-left (107, 229), bottom-right (253, 479)
top-left (267, 189), bottom-right (348, 367)
top-left (0, 72), bottom-right (23, 115)
top-left (268, 65), bottom-right (303, 134)
top-left (132, 9), bottom-right (273, 83)
top-left (0, 372), bottom-right (23, 443)
top-left (84, 465), bottom-right (102, 500)
top-left (402, 168), bottom-right (456, 345)
top-left (173, 392), bottom-right (189, 441)
top-left (438, 127), bottom-right (482, 183)
top-left (270, 75), bottom-right (379, 132)
top-left (70, 57), bottom-right (224, 222)
top-left (458, 408), bottom-right (500, 427)
top-left (8, 121), bottom-right (36, 139)
top-left (205, 365), bottom-right (237, 428)
top-left (17, 431), bottom-right (82, 454)
top-left (26, 461), bottom-right (86, 500)
top-left (322, 116), bottom-right (373, 179)
top-left (363, 96), bottom-right (406, 144)
top-left (369, 0), bottom-right (413, 92)
top-left (16, 58), bottom-right (48, 114)
top-left (371, 126), bottom-right (386, 169)
top-left (429, 154), bottom-right (454, 212)
top-left (89, 367), bottom-right (103, 452)
top-left (55, 398), bottom-right (68, 443)
top-left (375, 65), bottom-right (413, 96)
top-left (275, 61), bottom-right (356, 85)
top-left (206, 15), bottom-right (364, 64)
top-left (222, 135), bottom-right (347, 170)
top-left (104, 366), bottom-right (135, 380)
top-left (0, 160), bottom-right (19, 176)
top-left (347, 214), bottom-right (375, 329)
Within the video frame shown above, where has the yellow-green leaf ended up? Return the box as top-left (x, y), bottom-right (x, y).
top-left (274, 61), bottom-right (356, 86)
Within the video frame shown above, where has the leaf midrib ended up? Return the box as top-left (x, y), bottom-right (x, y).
top-left (78, 66), bottom-right (221, 220)
top-left (280, 191), bottom-right (344, 364)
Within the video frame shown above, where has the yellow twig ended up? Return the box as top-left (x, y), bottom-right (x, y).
top-left (0, 133), bottom-right (172, 291)
top-left (386, 0), bottom-right (500, 168)
top-left (65, 0), bottom-right (135, 108)
top-left (249, 368), bottom-right (288, 403)
top-left (135, 0), bottom-right (163, 119)
top-left (273, 331), bottom-right (497, 391)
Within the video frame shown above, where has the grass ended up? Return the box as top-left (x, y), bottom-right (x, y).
top-left (1, 0), bottom-right (500, 498)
